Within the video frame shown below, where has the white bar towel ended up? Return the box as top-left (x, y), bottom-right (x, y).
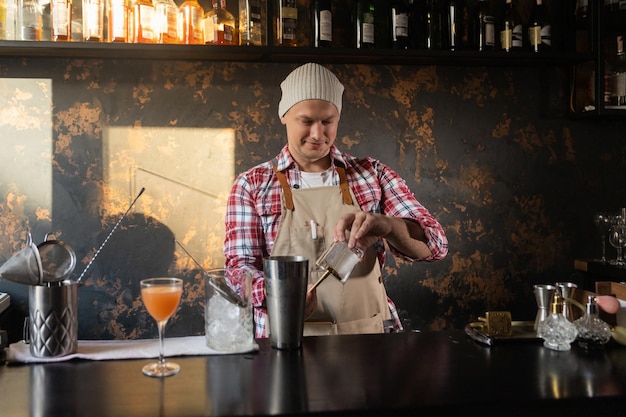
top-left (6, 335), bottom-right (258, 363)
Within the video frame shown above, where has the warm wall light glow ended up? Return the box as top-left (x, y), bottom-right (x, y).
top-left (104, 126), bottom-right (236, 269)
top-left (0, 78), bottom-right (53, 229)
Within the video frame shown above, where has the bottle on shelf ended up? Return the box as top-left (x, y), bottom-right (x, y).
top-left (203, 0), bottom-right (236, 45)
top-left (129, 0), bottom-right (156, 43)
top-left (0, 0), bottom-right (6, 40)
top-left (107, 0), bottom-right (129, 42)
top-left (179, 0), bottom-right (204, 44)
top-left (575, 0), bottom-right (588, 23)
top-left (500, 0), bottom-right (522, 52)
top-left (83, 0), bottom-right (104, 41)
top-left (3, 0), bottom-right (16, 40)
top-left (389, 0), bottom-right (409, 49)
top-left (50, 0), bottom-right (72, 41)
top-left (238, 0), bottom-right (263, 46)
top-left (153, 0), bottom-right (178, 44)
top-left (275, 0), bottom-right (297, 46)
top-left (17, 0), bottom-right (42, 40)
top-left (313, 0), bottom-right (332, 47)
top-left (528, 0), bottom-right (550, 53)
top-left (410, 0), bottom-right (444, 50)
top-left (472, 0), bottom-right (494, 51)
top-left (446, 0), bottom-right (465, 51)
top-left (608, 35), bottom-right (626, 107)
top-left (354, 0), bottom-right (375, 49)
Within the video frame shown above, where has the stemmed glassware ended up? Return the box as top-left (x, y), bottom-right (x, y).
top-left (140, 277), bottom-right (183, 377)
top-left (594, 213), bottom-right (611, 263)
top-left (609, 218), bottom-right (626, 267)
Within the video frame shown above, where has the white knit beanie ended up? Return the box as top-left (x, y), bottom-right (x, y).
top-left (278, 63), bottom-right (344, 117)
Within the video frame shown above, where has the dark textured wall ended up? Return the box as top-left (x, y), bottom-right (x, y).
top-left (0, 56), bottom-right (625, 342)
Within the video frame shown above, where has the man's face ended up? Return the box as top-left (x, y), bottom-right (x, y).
top-left (281, 99), bottom-right (340, 172)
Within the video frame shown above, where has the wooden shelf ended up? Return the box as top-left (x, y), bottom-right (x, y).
top-left (0, 40), bottom-right (586, 66)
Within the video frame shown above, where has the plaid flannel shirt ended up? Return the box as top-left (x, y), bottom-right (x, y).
top-left (224, 145), bottom-right (448, 338)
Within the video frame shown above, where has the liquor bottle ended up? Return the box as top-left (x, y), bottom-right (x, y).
top-left (179, 0), bottom-right (203, 44)
top-left (108, 0), bottom-right (129, 42)
top-left (472, 0), bottom-right (494, 51)
top-left (50, 0), bottom-right (72, 41)
top-left (17, 0), bottom-right (42, 40)
top-left (313, 0), bottom-right (332, 47)
top-left (500, 0), bottom-right (512, 51)
top-left (528, 0), bottom-right (550, 53)
top-left (575, 0), bottom-right (588, 23)
top-left (276, 0), bottom-right (297, 46)
top-left (83, 0), bottom-right (104, 41)
top-left (0, 0), bottom-right (6, 40)
top-left (239, 0), bottom-right (263, 45)
top-left (446, 0), bottom-right (465, 51)
top-left (354, 0), bottom-right (374, 49)
top-left (153, 0), bottom-right (178, 43)
top-left (129, 0), bottom-right (156, 43)
top-left (4, 0), bottom-right (16, 39)
top-left (389, 0), bottom-right (409, 49)
top-left (609, 35), bottom-right (626, 106)
top-left (203, 0), bottom-right (235, 45)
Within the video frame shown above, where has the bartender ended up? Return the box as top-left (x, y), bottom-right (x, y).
top-left (224, 63), bottom-right (448, 338)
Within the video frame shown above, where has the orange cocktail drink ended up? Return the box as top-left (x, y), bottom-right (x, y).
top-left (142, 286), bottom-right (183, 322)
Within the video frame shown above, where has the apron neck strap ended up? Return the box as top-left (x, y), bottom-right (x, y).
top-left (273, 161), bottom-right (294, 210)
top-left (336, 166), bottom-right (354, 206)
top-left (272, 160), bottom-right (354, 210)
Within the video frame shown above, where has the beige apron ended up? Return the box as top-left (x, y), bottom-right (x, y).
top-left (271, 165), bottom-right (391, 335)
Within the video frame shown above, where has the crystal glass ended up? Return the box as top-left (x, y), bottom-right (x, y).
top-left (574, 295), bottom-right (611, 350)
top-left (140, 277), bottom-right (183, 377)
top-left (205, 268), bottom-right (257, 353)
top-left (594, 212), bottom-right (611, 262)
top-left (609, 221), bottom-right (626, 266)
top-left (538, 310), bottom-right (578, 351)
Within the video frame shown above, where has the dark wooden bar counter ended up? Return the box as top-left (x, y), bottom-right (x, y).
top-left (2, 330), bottom-right (626, 417)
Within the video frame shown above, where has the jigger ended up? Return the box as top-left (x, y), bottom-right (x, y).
top-left (534, 284), bottom-right (556, 332)
top-left (307, 241), bottom-right (364, 294)
top-left (556, 282), bottom-right (577, 321)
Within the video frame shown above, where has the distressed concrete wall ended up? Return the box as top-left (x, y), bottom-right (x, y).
top-left (0, 57), bottom-right (625, 342)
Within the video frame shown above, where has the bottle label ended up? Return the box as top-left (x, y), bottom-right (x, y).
top-left (484, 16), bottom-right (495, 47)
top-left (223, 24), bottom-right (234, 44)
top-left (512, 24), bottom-right (523, 48)
top-left (392, 11), bottom-right (408, 39)
top-left (363, 21), bottom-right (374, 44)
top-left (281, 6), bottom-right (297, 41)
top-left (612, 72), bottom-right (626, 100)
top-left (541, 25), bottom-right (551, 46)
top-left (138, 4), bottom-right (155, 40)
top-left (529, 26), bottom-right (541, 47)
top-left (362, 13), bottom-right (374, 44)
top-left (500, 29), bottom-right (512, 50)
top-left (320, 10), bottom-right (332, 42)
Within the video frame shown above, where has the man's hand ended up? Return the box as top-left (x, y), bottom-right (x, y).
top-left (333, 212), bottom-right (392, 251)
top-left (333, 212), bottom-right (432, 259)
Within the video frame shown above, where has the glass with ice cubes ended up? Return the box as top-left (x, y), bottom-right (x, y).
top-left (205, 268), bottom-right (257, 353)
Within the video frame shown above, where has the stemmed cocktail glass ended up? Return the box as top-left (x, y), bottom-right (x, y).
top-left (594, 213), bottom-right (611, 263)
top-left (140, 277), bottom-right (183, 377)
top-left (609, 222), bottom-right (626, 267)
